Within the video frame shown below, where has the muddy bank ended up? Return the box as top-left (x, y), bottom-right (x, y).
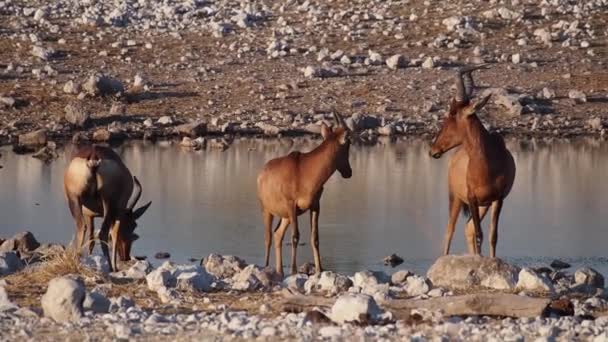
top-left (1, 231), bottom-right (608, 340)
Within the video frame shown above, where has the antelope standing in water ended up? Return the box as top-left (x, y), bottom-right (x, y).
top-left (257, 113), bottom-right (353, 277)
top-left (64, 145), bottom-right (151, 271)
top-left (429, 66), bottom-right (516, 257)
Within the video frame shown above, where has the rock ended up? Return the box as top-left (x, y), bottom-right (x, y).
top-left (588, 117), bottom-right (603, 131)
top-left (256, 122), bottom-right (281, 135)
top-left (303, 310), bottom-right (332, 324)
top-left (64, 103), bottom-right (90, 127)
top-left (298, 262), bottom-right (316, 276)
top-left (386, 55), bottom-right (407, 70)
top-left (0, 231), bottom-right (40, 254)
top-left (550, 260), bottom-right (571, 270)
top-left (568, 90), bottom-right (587, 103)
top-left (81, 255), bottom-right (111, 274)
top-left (442, 16), bottom-right (463, 31)
top-left (32, 144), bottom-right (59, 162)
top-left (83, 73), bottom-right (125, 97)
top-left (328, 293), bottom-right (391, 324)
top-left (201, 254), bottom-right (246, 279)
top-left (0, 252), bottom-right (25, 276)
top-left (511, 53), bottom-right (522, 64)
top-left (175, 121), bottom-right (207, 137)
top-left (497, 7), bottom-right (523, 20)
top-left (83, 291), bottom-right (110, 313)
top-left (541, 87), bottom-right (556, 100)
top-left (18, 129), bottom-right (48, 147)
top-left (427, 255), bottom-right (519, 291)
top-left (112, 260), bottom-right (152, 280)
top-left (31, 45), bottom-right (55, 60)
top-left (109, 296), bottom-right (135, 312)
top-left (63, 80), bottom-right (81, 94)
top-left (574, 268), bottom-right (604, 288)
top-left (516, 268), bottom-right (555, 293)
top-left (0, 286), bottom-right (17, 312)
top-left (368, 50), bottom-right (384, 65)
top-left (0, 252), bottom-right (23, 276)
top-left (404, 275), bottom-right (431, 296)
top-left (232, 265), bottom-right (280, 291)
top-left (282, 274), bottom-right (308, 293)
top-left (391, 270), bottom-right (413, 285)
top-left (176, 267), bottom-right (214, 292)
top-left (383, 253), bottom-right (404, 267)
top-left (481, 88), bottom-right (523, 117)
top-left (41, 276), bottom-right (85, 322)
top-left (304, 271), bottom-right (353, 295)
top-left (155, 252), bottom-right (170, 259)
top-left (157, 116), bottom-right (173, 125)
top-left (146, 268), bottom-right (172, 292)
top-left (0, 96), bottom-right (16, 108)
top-left (422, 57), bottom-right (435, 69)
top-left (378, 124), bottom-right (395, 136)
top-left (92, 128), bottom-right (112, 142)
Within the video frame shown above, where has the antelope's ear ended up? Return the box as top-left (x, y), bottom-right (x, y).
top-left (337, 129), bottom-right (349, 145)
top-left (463, 94), bottom-right (492, 117)
top-left (133, 201), bottom-right (152, 220)
top-left (320, 123), bottom-right (331, 139)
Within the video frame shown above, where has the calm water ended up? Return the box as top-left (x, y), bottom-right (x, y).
top-left (1, 138), bottom-right (607, 276)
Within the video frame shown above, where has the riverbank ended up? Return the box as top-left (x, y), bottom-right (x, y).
top-left (0, 231), bottom-right (607, 340)
top-left (1, 0), bottom-right (607, 151)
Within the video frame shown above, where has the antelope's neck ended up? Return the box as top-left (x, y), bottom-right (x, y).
top-left (300, 141), bottom-right (339, 194)
top-left (463, 117), bottom-right (493, 163)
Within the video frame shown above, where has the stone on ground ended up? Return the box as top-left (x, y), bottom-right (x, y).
top-left (41, 276), bottom-right (85, 322)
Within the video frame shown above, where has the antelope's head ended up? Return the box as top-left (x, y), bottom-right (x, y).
top-left (117, 176), bottom-right (151, 261)
top-left (321, 112), bottom-right (352, 178)
top-left (430, 64), bottom-right (491, 159)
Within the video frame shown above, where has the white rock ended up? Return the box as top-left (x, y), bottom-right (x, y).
top-left (405, 275), bottom-right (431, 296)
top-left (568, 90), bottom-right (587, 103)
top-left (442, 16), bottom-right (463, 31)
top-left (422, 57), bottom-right (435, 69)
top-left (83, 291), bottom-right (110, 313)
top-left (386, 54), bottom-right (406, 70)
top-left (368, 50), bottom-right (384, 65)
top-left (231, 265), bottom-right (278, 291)
top-left (328, 293), bottom-right (391, 324)
top-left (0, 286), bottom-right (17, 312)
top-left (427, 255), bottom-right (519, 291)
top-left (176, 268), bottom-right (214, 292)
top-left (305, 271), bottom-right (353, 295)
top-left (511, 53), bottom-right (522, 64)
top-left (81, 255), bottom-right (110, 274)
top-left (41, 276), bottom-right (85, 322)
top-left (0, 252), bottom-right (24, 276)
top-left (282, 274), bottom-right (308, 293)
top-left (516, 268), bottom-right (554, 293)
top-left (391, 270), bottom-right (413, 285)
top-left (157, 116), bottom-right (173, 125)
top-left (31, 46), bottom-right (55, 60)
top-left (146, 268), bottom-right (172, 292)
top-left (497, 7), bottom-right (523, 20)
top-left (574, 268), bottom-right (604, 288)
top-left (83, 73), bottom-right (124, 97)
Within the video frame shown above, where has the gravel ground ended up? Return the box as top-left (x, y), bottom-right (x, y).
top-left (0, 0), bottom-right (607, 150)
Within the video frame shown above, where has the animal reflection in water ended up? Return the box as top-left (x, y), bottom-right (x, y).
top-left (429, 65), bottom-right (516, 257)
top-left (257, 112), bottom-right (353, 276)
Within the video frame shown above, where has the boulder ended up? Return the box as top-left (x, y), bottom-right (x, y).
top-left (383, 254), bottom-right (404, 267)
top-left (147, 262), bottom-right (216, 292)
top-left (0, 231), bottom-right (40, 254)
top-left (41, 276), bottom-right (85, 322)
top-left (574, 268), bottom-right (604, 288)
top-left (404, 275), bottom-right (432, 296)
top-left (328, 293), bottom-right (392, 324)
top-left (0, 252), bottom-right (24, 276)
top-left (516, 268), bottom-right (554, 293)
top-left (146, 268), bottom-right (172, 292)
top-left (112, 260), bottom-right (152, 280)
top-left (0, 286), bottom-right (17, 312)
top-left (282, 274), bottom-right (308, 293)
top-left (391, 270), bottom-right (413, 285)
top-left (176, 269), bottom-right (214, 292)
top-left (304, 271), bottom-right (353, 295)
top-left (386, 54), bottom-right (407, 70)
top-left (231, 265), bottom-right (280, 291)
top-left (83, 291), bottom-right (111, 313)
top-left (64, 103), bottom-right (90, 127)
top-left (18, 129), bottom-right (48, 147)
top-left (83, 73), bottom-right (125, 97)
top-left (175, 121), bottom-right (207, 137)
top-left (201, 254), bottom-right (246, 279)
top-left (427, 255), bottom-right (519, 291)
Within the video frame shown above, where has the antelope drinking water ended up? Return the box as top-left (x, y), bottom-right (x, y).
top-left (257, 113), bottom-right (353, 277)
top-left (64, 145), bottom-right (151, 271)
top-left (429, 66), bottom-right (516, 257)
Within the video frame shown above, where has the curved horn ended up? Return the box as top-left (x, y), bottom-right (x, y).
top-left (456, 64), bottom-right (490, 102)
top-left (333, 112), bottom-right (350, 131)
top-left (127, 176), bottom-right (142, 210)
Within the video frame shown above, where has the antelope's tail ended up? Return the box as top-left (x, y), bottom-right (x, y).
top-left (461, 204), bottom-right (471, 220)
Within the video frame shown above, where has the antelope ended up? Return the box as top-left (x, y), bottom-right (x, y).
top-left (257, 113), bottom-right (353, 277)
top-left (429, 65), bottom-right (516, 257)
top-left (64, 144), bottom-right (151, 271)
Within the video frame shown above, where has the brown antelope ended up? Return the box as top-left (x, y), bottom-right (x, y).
top-left (257, 113), bottom-right (353, 277)
top-left (429, 65), bottom-right (516, 257)
top-left (64, 145), bottom-right (151, 271)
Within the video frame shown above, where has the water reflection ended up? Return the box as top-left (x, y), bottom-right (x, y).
top-left (0, 138), bottom-right (607, 275)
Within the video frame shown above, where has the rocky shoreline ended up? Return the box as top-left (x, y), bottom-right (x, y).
top-left (1, 231), bottom-right (607, 340)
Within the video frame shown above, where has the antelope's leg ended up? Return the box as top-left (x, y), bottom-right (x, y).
top-left (110, 220), bottom-right (121, 271)
top-left (467, 198), bottom-right (483, 255)
top-left (262, 210), bottom-right (273, 267)
top-left (85, 216), bottom-right (95, 255)
top-left (489, 200), bottom-right (503, 258)
top-left (465, 206), bottom-right (489, 254)
top-left (67, 197), bottom-right (85, 256)
top-left (310, 203), bottom-right (322, 274)
top-left (289, 207), bottom-right (300, 275)
top-left (443, 194), bottom-right (463, 255)
top-left (99, 202), bottom-right (114, 270)
top-left (273, 218), bottom-right (290, 277)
